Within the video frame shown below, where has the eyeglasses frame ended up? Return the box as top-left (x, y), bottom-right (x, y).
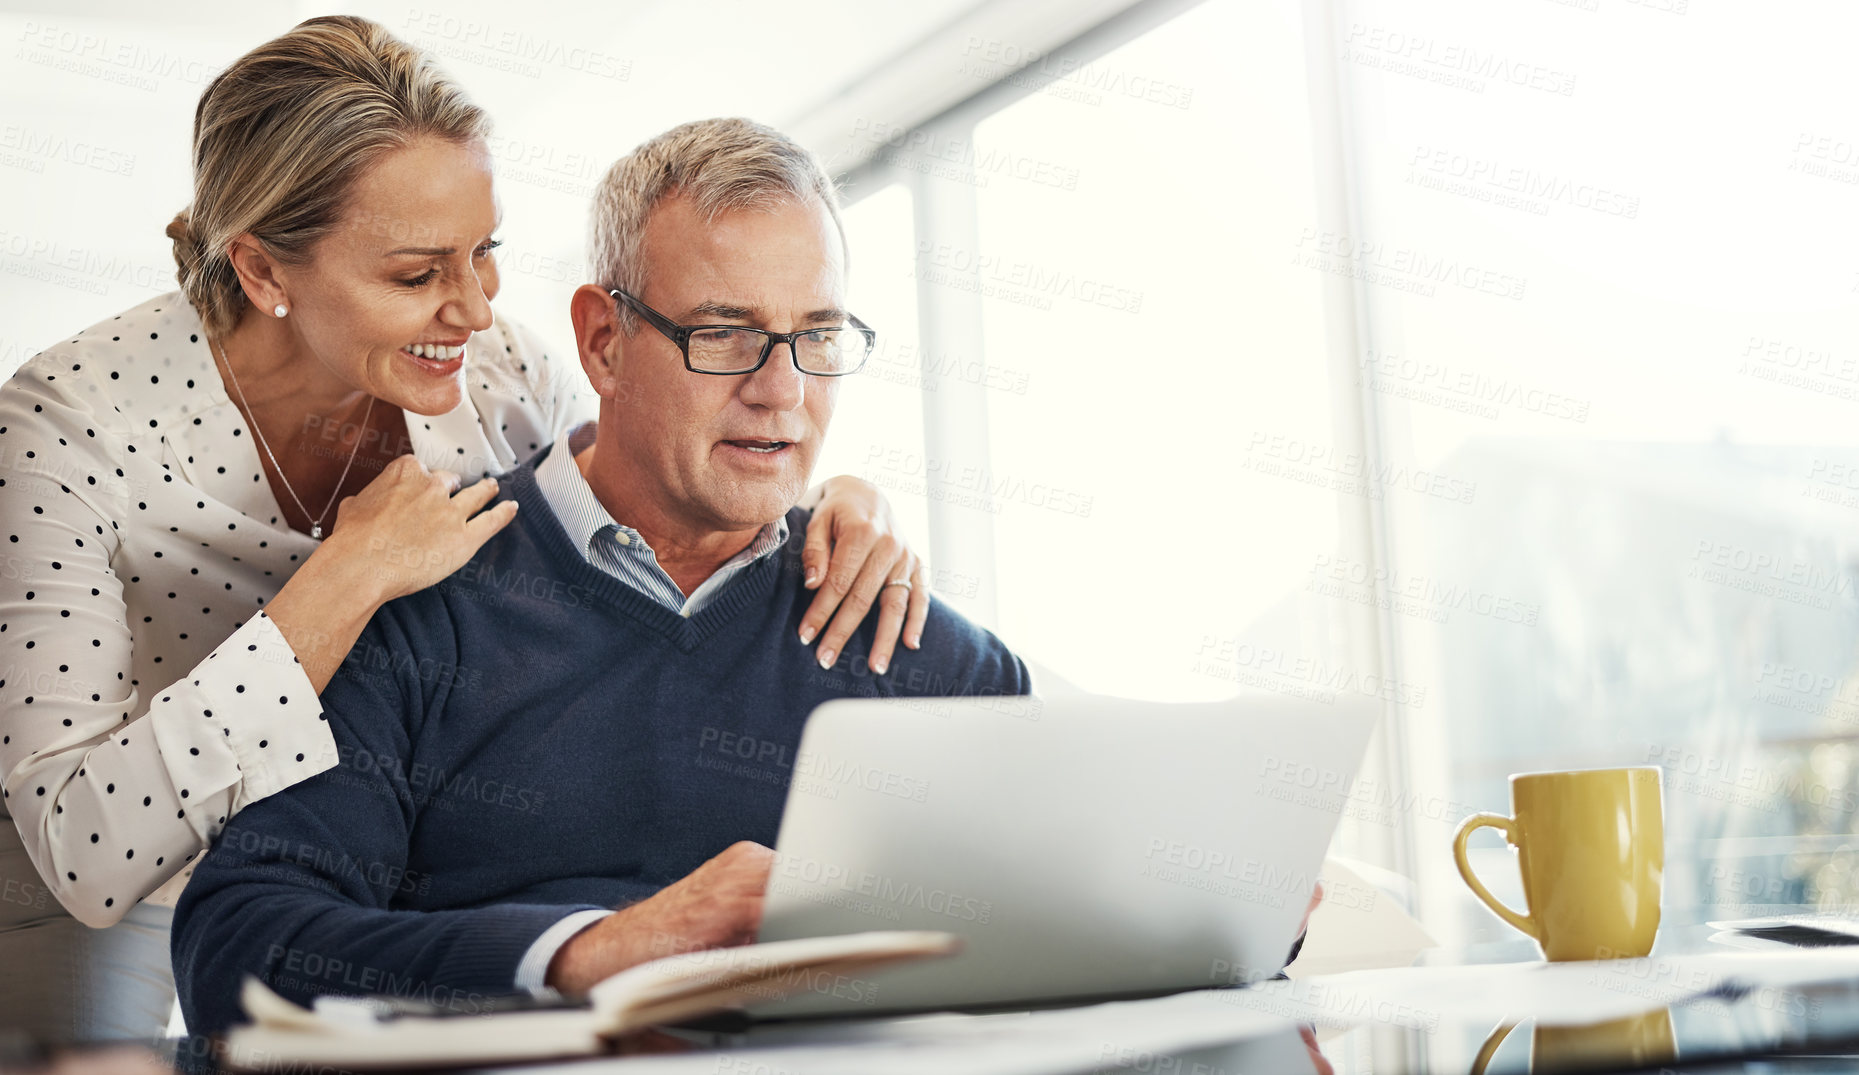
top-left (609, 287), bottom-right (876, 377)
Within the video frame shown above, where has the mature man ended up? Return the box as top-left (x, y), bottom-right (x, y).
top-left (171, 118), bottom-right (1030, 1036)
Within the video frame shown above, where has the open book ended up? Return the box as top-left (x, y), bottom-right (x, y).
top-left (222, 930), bottom-right (961, 1070)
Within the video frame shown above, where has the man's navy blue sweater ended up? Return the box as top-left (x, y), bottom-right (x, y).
top-left (172, 444), bottom-right (1030, 1036)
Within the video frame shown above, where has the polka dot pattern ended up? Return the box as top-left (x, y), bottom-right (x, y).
top-left (0, 291), bottom-right (589, 924)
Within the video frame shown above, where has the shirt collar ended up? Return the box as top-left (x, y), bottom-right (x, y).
top-left (532, 439), bottom-right (790, 569)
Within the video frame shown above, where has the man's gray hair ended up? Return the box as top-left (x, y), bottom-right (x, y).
top-left (588, 117), bottom-right (846, 333)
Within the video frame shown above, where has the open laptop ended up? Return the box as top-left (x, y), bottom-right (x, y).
top-left (748, 691), bottom-right (1379, 1020)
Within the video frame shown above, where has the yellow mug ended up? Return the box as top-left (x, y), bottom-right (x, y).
top-left (1452, 766), bottom-right (1663, 962)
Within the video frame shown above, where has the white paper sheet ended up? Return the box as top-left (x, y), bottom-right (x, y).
top-left (1285, 857), bottom-right (1437, 978)
top-left (1240, 947), bottom-right (1859, 1032)
top-left (469, 949), bottom-right (1859, 1072)
top-left (471, 991), bottom-right (1312, 1075)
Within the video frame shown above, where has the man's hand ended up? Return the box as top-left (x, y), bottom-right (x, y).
top-left (1283, 880), bottom-right (1324, 970)
top-left (1301, 880), bottom-right (1323, 938)
top-left (546, 842), bottom-right (775, 995)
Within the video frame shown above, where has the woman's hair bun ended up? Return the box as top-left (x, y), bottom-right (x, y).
top-left (166, 209), bottom-right (202, 285)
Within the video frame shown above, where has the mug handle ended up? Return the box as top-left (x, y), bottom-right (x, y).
top-left (1452, 812), bottom-right (1541, 942)
top-left (1468, 1021), bottom-right (1518, 1075)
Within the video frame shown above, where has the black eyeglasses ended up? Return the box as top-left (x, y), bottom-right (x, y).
top-left (610, 288), bottom-right (876, 377)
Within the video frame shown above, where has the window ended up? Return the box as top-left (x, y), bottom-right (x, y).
top-left (825, 0), bottom-right (1859, 941)
top-left (963, 0), bottom-right (1341, 703)
top-left (813, 183), bottom-right (932, 553)
top-left (1335, 2), bottom-right (1859, 943)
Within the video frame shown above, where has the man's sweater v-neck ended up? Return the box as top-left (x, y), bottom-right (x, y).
top-left (487, 446), bottom-right (791, 651)
top-left (529, 433), bottom-right (793, 628)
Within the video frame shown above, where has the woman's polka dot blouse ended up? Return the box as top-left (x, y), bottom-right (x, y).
top-left (0, 291), bottom-right (591, 927)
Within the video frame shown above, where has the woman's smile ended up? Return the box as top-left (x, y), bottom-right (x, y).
top-left (401, 338), bottom-right (469, 376)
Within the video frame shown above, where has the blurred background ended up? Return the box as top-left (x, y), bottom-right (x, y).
top-left (6, 0), bottom-right (1859, 957)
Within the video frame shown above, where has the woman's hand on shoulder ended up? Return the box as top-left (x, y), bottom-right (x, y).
top-left (319, 455), bottom-right (519, 603)
top-left (799, 476), bottom-right (929, 676)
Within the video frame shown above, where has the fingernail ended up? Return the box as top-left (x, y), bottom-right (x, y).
top-left (871, 656), bottom-right (888, 675)
top-left (805, 569), bottom-right (820, 587)
top-left (818, 648), bottom-right (836, 669)
top-left (906, 633), bottom-right (921, 649)
top-left (799, 626), bottom-right (816, 645)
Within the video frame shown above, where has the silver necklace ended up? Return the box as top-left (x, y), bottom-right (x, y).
top-left (211, 336), bottom-right (375, 540)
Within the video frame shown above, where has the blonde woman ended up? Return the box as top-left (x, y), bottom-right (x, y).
top-left (0, 16), bottom-right (927, 1042)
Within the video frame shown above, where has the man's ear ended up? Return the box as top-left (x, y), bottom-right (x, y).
top-left (570, 285), bottom-right (628, 399)
top-left (227, 234), bottom-right (289, 317)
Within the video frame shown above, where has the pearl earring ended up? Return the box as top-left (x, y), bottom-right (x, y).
top-left (273, 304), bottom-right (289, 318)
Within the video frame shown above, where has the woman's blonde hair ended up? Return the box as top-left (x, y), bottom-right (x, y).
top-left (167, 15), bottom-right (490, 337)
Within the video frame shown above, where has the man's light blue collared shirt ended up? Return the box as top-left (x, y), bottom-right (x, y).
top-left (530, 438), bottom-right (791, 619)
top-left (512, 439), bottom-right (794, 992)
